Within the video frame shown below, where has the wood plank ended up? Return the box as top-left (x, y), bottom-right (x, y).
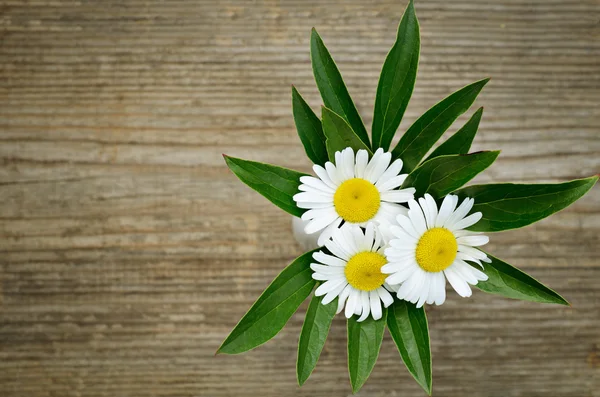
top-left (1, 0), bottom-right (599, 396)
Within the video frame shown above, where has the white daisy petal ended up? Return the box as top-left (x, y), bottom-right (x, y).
top-left (345, 289), bottom-right (358, 318)
top-left (316, 217), bottom-right (342, 247)
top-left (293, 192), bottom-right (332, 203)
top-left (375, 158), bottom-right (404, 188)
top-left (336, 284), bottom-right (352, 314)
top-left (325, 162), bottom-right (342, 185)
top-left (369, 291), bottom-right (382, 320)
top-left (313, 251), bottom-right (347, 267)
top-left (342, 147), bottom-right (355, 180)
top-left (408, 200), bottom-right (427, 235)
top-left (451, 212), bottom-right (483, 231)
top-left (457, 235), bottom-right (489, 247)
top-left (301, 206), bottom-right (336, 221)
top-left (304, 210), bottom-right (341, 234)
top-left (355, 149), bottom-right (369, 178)
top-left (380, 189), bottom-right (415, 203)
top-left (357, 291), bottom-right (371, 322)
top-left (377, 287), bottom-right (394, 307)
top-left (435, 194), bottom-right (458, 227)
top-left (320, 279), bottom-right (348, 304)
top-left (444, 266), bottom-right (472, 297)
top-left (395, 214), bottom-right (421, 239)
top-left (312, 164), bottom-right (338, 190)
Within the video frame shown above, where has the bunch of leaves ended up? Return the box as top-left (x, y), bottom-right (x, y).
top-left (218, 0), bottom-right (597, 393)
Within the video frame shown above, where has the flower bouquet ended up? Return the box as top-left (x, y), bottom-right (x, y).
top-left (217, 1), bottom-right (597, 393)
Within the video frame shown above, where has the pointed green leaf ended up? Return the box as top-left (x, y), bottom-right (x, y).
top-left (218, 250), bottom-right (318, 354)
top-left (401, 151), bottom-right (500, 199)
top-left (473, 252), bottom-right (568, 305)
top-left (292, 86), bottom-right (328, 165)
top-left (347, 309), bottom-right (387, 393)
top-left (392, 78), bottom-right (490, 172)
top-left (224, 155), bottom-right (307, 217)
top-left (322, 107), bottom-right (372, 161)
top-left (455, 176), bottom-right (598, 232)
top-left (424, 107), bottom-right (483, 162)
top-left (387, 300), bottom-right (432, 395)
top-left (372, 0), bottom-right (420, 151)
top-left (297, 294), bottom-right (337, 386)
top-left (311, 28), bottom-right (370, 149)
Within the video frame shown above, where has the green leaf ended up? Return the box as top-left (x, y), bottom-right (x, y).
top-left (347, 309), bottom-right (387, 393)
top-left (392, 78), bottom-right (490, 172)
top-left (372, 0), bottom-right (420, 151)
top-left (311, 28), bottom-right (371, 149)
top-left (217, 250), bottom-right (318, 354)
top-left (322, 107), bottom-right (372, 161)
top-left (223, 155), bottom-right (307, 217)
top-left (387, 300), bottom-right (432, 395)
top-left (292, 86), bottom-right (328, 165)
top-left (473, 252), bottom-right (568, 305)
top-left (401, 151), bottom-right (500, 199)
top-left (424, 107), bottom-right (483, 162)
top-left (455, 175), bottom-right (598, 232)
top-left (297, 294), bottom-right (337, 386)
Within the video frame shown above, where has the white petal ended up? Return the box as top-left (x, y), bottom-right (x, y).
top-left (443, 197), bottom-right (473, 229)
top-left (310, 263), bottom-right (345, 275)
top-left (418, 197), bottom-right (433, 230)
top-left (316, 217), bottom-right (342, 246)
top-left (375, 158), bottom-right (403, 187)
top-left (424, 194), bottom-right (439, 228)
top-left (381, 260), bottom-right (414, 274)
top-left (337, 284), bottom-right (352, 314)
top-left (376, 175), bottom-right (406, 192)
top-left (313, 164), bottom-right (337, 189)
top-left (300, 176), bottom-right (336, 193)
top-left (325, 237), bottom-right (351, 261)
top-left (385, 261), bottom-right (418, 285)
top-left (304, 210), bottom-right (340, 234)
top-left (457, 235), bottom-right (489, 247)
top-left (315, 278), bottom-right (346, 296)
top-left (377, 287), bottom-right (394, 307)
top-left (296, 201), bottom-right (332, 209)
top-left (312, 272), bottom-right (331, 281)
top-left (366, 151), bottom-right (392, 183)
top-left (298, 184), bottom-right (334, 196)
top-left (436, 194), bottom-right (458, 227)
top-left (325, 162), bottom-right (342, 185)
top-left (341, 147), bottom-right (355, 180)
top-left (395, 214), bottom-right (421, 239)
top-left (293, 192), bottom-right (332, 203)
top-left (320, 279), bottom-right (348, 303)
top-left (345, 289), bottom-right (359, 318)
top-left (355, 149), bottom-right (369, 178)
top-left (451, 260), bottom-right (479, 285)
top-left (301, 206), bottom-right (336, 221)
top-left (451, 212), bottom-right (483, 231)
top-left (457, 245), bottom-right (488, 261)
top-left (381, 189), bottom-right (415, 203)
top-left (389, 226), bottom-right (418, 244)
top-left (313, 251), bottom-right (347, 267)
top-left (433, 271), bottom-right (446, 305)
top-left (408, 200), bottom-right (427, 235)
top-left (369, 291), bottom-right (382, 320)
top-left (416, 273), bottom-right (431, 308)
top-left (356, 291), bottom-right (371, 322)
top-left (444, 266), bottom-right (472, 297)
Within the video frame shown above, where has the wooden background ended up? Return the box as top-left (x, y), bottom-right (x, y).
top-left (1, 0), bottom-right (599, 396)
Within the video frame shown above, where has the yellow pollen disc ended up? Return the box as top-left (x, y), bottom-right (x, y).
top-left (415, 227), bottom-right (458, 273)
top-left (344, 252), bottom-right (387, 291)
top-left (333, 178), bottom-right (381, 223)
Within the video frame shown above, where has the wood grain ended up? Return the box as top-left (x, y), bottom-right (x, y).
top-left (1, 0), bottom-right (599, 396)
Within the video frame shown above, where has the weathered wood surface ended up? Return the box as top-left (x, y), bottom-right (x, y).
top-left (1, 0), bottom-right (599, 396)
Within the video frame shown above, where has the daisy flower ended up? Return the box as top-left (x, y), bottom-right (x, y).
top-left (311, 223), bottom-right (395, 322)
top-left (383, 193), bottom-right (490, 308)
top-left (293, 147), bottom-right (416, 246)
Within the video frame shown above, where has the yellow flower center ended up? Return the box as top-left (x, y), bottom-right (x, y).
top-left (333, 178), bottom-right (381, 224)
top-left (344, 251), bottom-right (387, 291)
top-left (415, 227), bottom-right (458, 273)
